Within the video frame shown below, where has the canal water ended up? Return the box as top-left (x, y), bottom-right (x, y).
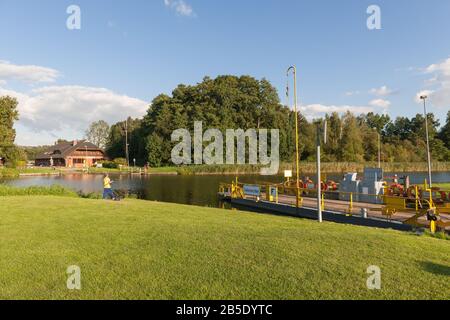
top-left (2, 171), bottom-right (450, 208)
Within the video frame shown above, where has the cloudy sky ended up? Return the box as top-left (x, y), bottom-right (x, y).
top-left (0, 0), bottom-right (449, 146)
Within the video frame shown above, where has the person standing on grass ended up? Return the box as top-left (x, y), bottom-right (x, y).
top-left (103, 174), bottom-right (115, 200)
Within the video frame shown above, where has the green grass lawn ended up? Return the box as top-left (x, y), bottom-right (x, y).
top-left (0, 196), bottom-right (449, 300)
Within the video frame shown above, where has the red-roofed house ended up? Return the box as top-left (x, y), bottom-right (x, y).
top-left (35, 140), bottom-right (106, 168)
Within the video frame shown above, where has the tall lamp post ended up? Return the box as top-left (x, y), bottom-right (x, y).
top-left (124, 119), bottom-right (130, 168)
top-left (85, 145), bottom-right (88, 168)
top-left (420, 95), bottom-right (432, 187)
top-left (287, 66), bottom-right (301, 208)
top-left (316, 121), bottom-right (327, 223)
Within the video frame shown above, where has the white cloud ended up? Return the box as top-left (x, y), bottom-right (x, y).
top-left (369, 85), bottom-right (397, 97)
top-left (299, 104), bottom-right (375, 120)
top-left (417, 57), bottom-right (450, 108)
top-left (425, 58), bottom-right (450, 77)
top-left (0, 85), bottom-right (148, 141)
top-left (164, 0), bottom-right (195, 17)
top-left (369, 99), bottom-right (391, 108)
top-left (0, 59), bottom-right (148, 145)
top-left (0, 60), bottom-right (59, 84)
top-left (344, 91), bottom-right (360, 97)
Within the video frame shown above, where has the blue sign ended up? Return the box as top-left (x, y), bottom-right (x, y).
top-left (270, 186), bottom-right (278, 197)
top-left (243, 185), bottom-right (261, 197)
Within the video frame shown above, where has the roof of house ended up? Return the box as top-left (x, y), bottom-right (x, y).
top-left (35, 140), bottom-right (104, 160)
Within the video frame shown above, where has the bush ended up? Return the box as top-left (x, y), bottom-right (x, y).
top-left (0, 168), bottom-right (19, 179)
top-left (99, 161), bottom-right (119, 169)
top-left (113, 158), bottom-right (127, 166)
top-left (98, 158), bottom-right (128, 169)
top-left (15, 160), bottom-right (27, 168)
top-left (2, 146), bottom-right (27, 168)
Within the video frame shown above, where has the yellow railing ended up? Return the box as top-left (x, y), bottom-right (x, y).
top-left (218, 179), bottom-right (449, 232)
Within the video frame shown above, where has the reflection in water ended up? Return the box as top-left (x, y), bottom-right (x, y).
top-left (4, 174), bottom-right (280, 207)
top-left (2, 171), bottom-right (450, 208)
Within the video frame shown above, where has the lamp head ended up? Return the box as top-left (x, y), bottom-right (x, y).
top-left (420, 95), bottom-right (428, 100)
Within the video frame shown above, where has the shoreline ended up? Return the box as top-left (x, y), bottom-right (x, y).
top-left (15, 169), bottom-right (450, 178)
top-left (3, 161), bottom-right (450, 178)
top-left (17, 171), bottom-right (180, 177)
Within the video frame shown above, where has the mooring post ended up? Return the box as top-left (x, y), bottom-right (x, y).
top-left (321, 193), bottom-right (325, 211)
top-left (415, 185), bottom-right (419, 212)
top-left (348, 193), bottom-right (353, 215)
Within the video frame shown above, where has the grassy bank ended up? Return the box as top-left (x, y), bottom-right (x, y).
top-left (2, 161), bottom-right (449, 178)
top-left (0, 185), bottom-right (78, 197)
top-left (0, 168), bottom-right (19, 178)
top-left (0, 196), bottom-right (448, 300)
top-left (149, 162), bottom-right (450, 176)
top-left (0, 167), bottom-right (61, 178)
top-left (0, 167), bottom-right (141, 178)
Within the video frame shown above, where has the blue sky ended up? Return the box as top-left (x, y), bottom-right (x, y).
top-left (0, 0), bottom-right (449, 145)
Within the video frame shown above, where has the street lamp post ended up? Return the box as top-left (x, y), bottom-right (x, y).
top-left (287, 66), bottom-right (301, 208)
top-left (315, 120), bottom-right (327, 223)
top-left (420, 95), bottom-right (433, 187)
top-left (316, 123), bottom-right (322, 223)
top-left (123, 118), bottom-right (130, 169)
top-left (85, 145), bottom-right (88, 167)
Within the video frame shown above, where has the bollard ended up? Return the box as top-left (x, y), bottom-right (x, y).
top-left (347, 193), bottom-right (353, 216)
top-left (415, 185), bottom-right (419, 212)
top-left (360, 208), bottom-right (368, 219)
top-left (430, 221), bottom-right (436, 234)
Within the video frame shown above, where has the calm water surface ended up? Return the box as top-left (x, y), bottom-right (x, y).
top-left (3, 171), bottom-right (450, 207)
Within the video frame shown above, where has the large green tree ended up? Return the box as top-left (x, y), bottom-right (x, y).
top-left (0, 96), bottom-right (20, 165)
top-left (85, 120), bottom-right (110, 149)
top-left (339, 112), bottom-right (364, 162)
top-left (439, 111), bottom-right (450, 149)
top-left (105, 118), bottom-right (145, 164)
top-left (0, 96), bottom-right (19, 146)
top-left (138, 75), bottom-right (294, 166)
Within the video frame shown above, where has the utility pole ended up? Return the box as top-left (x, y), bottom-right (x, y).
top-left (420, 95), bottom-right (432, 187)
top-left (287, 66), bottom-right (301, 208)
top-left (125, 118), bottom-right (130, 168)
top-left (316, 124), bottom-right (322, 223)
top-left (85, 145), bottom-right (88, 169)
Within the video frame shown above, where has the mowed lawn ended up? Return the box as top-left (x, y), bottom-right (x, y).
top-left (0, 196), bottom-right (449, 300)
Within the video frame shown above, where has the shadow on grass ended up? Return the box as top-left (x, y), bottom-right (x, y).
top-left (420, 262), bottom-right (450, 276)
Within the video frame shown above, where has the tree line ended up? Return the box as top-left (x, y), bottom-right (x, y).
top-left (103, 75), bottom-right (450, 166)
top-left (1, 75), bottom-right (450, 167)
